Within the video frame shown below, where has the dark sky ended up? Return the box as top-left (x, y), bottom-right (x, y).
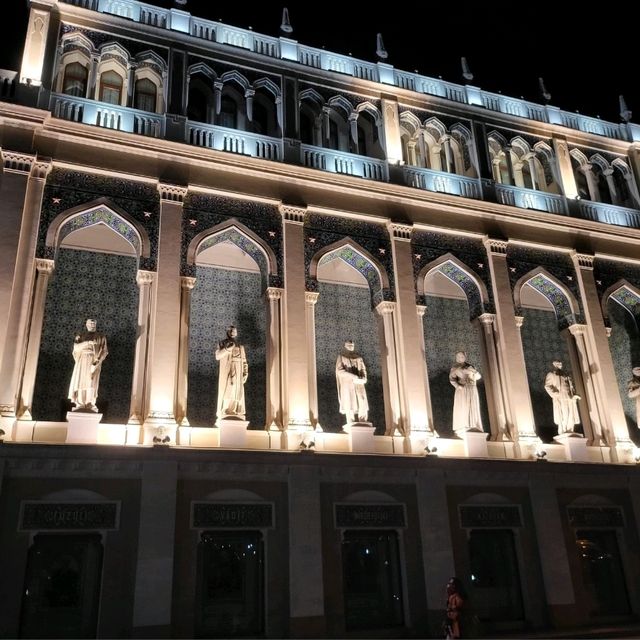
top-left (1, 0), bottom-right (636, 125)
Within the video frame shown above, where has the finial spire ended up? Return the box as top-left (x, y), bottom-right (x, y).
top-left (620, 95), bottom-right (632, 122)
top-left (539, 77), bottom-right (551, 103)
top-left (174, 0), bottom-right (187, 6)
top-left (280, 8), bottom-right (293, 34)
top-left (376, 33), bottom-right (388, 60)
top-left (461, 57), bottom-right (473, 83)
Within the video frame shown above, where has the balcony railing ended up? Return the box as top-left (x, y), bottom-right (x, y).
top-left (577, 200), bottom-right (640, 228)
top-left (403, 166), bottom-right (481, 199)
top-left (301, 145), bottom-right (388, 181)
top-left (495, 184), bottom-right (569, 215)
top-left (188, 121), bottom-right (282, 161)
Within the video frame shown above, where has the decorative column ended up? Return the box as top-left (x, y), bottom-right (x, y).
top-left (304, 292), bottom-right (319, 427)
top-left (245, 88), bottom-right (255, 122)
top-left (572, 253), bottom-right (630, 450)
top-left (16, 259), bottom-right (55, 421)
top-left (552, 136), bottom-right (578, 198)
top-left (143, 184), bottom-right (187, 441)
top-left (483, 239), bottom-right (538, 450)
top-left (266, 287), bottom-right (285, 430)
top-left (275, 95), bottom-right (283, 132)
top-left (174, 276), bottom-right (195, 427)
top-left (128, 270), bottom-right (155, 428)
top-left (0, 156), bottom-right (51, 420)
top-left (214, 80), bottom-right (223, 115)
top-left (19, 3), bottom-right (51, 85)
top-left (476, 313), bottom-right (509, 440)
top-left (381, 98), bottom-right (402, 164)
top-left (348, 112), bottom-right (358, 147)
top-left (416, 305), bottom-right (435, 431)
top-left (389, 223), bottom-right (431, 435)
top-left (375, 301), bottom-right (404, 436)
top-left (582, 165), bottom-right (599, 201)
top-left (279, 205), bottom-right (312, 431)
top-left (322, 107), bottom-right (330, 142)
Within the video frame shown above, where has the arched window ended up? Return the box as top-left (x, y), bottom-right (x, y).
top-left (62, 62), bottom-right (88, 98)
top-left (99, 70), bottom-right (123, 105)
top-left (571, 157), bottom-right (590, 200)
top-left (219, 95), bottom-right (238, 129)
top-left (187, 76), bottom-right (214, 124)
top-left (134, 77), bottom-right (157, 112)
top-left (300, 109), bottom-right (315, 145)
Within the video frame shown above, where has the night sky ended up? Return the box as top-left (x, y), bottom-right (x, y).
top-left (1, 0), bottom-right (637, 125)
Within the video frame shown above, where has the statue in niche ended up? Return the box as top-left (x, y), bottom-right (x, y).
top-left (544, 360), bottom-right (581, 436)
top-left (68, 318), bottom-right (108, 413)
top-left (627, 366), bottom-right (640, 427)
top-left (336, 340), bottom-right (369, 424)
top-left (215, 325), bottom-right (248, 421)
top-left (449, 351), bottom-right (483, 435)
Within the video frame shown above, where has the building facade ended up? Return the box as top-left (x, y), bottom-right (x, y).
top-left (2, 0), bottom-right (640, 637)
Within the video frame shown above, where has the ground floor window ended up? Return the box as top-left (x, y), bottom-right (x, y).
top-left (341, 529), bottom-right (404, 631)
top-left (196, 530), bottom-right (264, 638)
top-left (19, 533), bottom-right (103, 639)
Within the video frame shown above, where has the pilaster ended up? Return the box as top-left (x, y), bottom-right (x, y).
top-left (20, 4), bottom-right (51, 85)
top-left (175, 276), bottom-right (196, 427)
top-left (266, 287), bottom-right (285, 430)
top-left (304, 291), bottom-right (320, 427)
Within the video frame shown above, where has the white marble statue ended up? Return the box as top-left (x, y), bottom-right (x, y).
top-left (627, 366), bottom-right (640, 427)
top-left (449, 351), bottom-right (483, 435)
top-left (215, 325), bottom-right (248, 420)
top-left (544, 360), bottom-right (581, 436)
top-left (68, 318), bottom-right (108, 412)
top-left (336, 340), bottom-right (369, 423)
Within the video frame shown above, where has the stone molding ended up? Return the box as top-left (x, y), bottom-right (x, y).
top-left (2, 151), bottom-right (35, 175)
top-left (35, 258), bottom-right (55, 274)
top-left (485, 239), bottom-right (508, 255)
top-left (180, 275), bottom-right (196, 290)
top-left (137, 270), bottom-right (155, 286)
top-left (389, 222), bottom-right (412, 241)
top-left (279, 204), bottom-right (306, 224)
top-left (158, 183), bottom-right (188, 202)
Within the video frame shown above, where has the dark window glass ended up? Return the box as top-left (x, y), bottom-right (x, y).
top-left (357, 126), bottom-right (367, 156)
top-left (328, 119), bottom-right (339, 150)
top-left (469, 529), bottom-right (524, 624)
top-left (62, 62), bottom-right (88, 98)
top-left (576, 529), bottom-right (630, 617)
top-left (300, 110), bottom-right (314, 145)
top-left (187, 86), bottom-right (209, 123)
top-left (219, 96), bottom-right (238, 129)
top-left (99, 70), bottom-right (123, 105)
top-left (252, 100), bottom-right (268, 136)
top-left (195, 531), bottom-right (264, 638)
top-left (19, 534), bottom-right (103, 639)
top-left (342, 530), bottom-right (404, 631)
top-left (134, 77), bottom-right (156, 112)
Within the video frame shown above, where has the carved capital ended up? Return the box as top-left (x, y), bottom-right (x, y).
top-left (136, 270), bottom-right (155, 286)
top-left (485, 238), bottom-right (508, 255)
top-left (158, 183), bottom-right (188, 203)
top-left (244, 88), bottom-right (256, 98)
top-left (35, 258), bottom-right (55, 274)
top-left (605, 326), bottom-right (612, 338)
top-left (2, 151), bottom-right (35, 175)
top-left (0, 404), bottom-right (16, 418)
top-left (514, 315), bottom-right (524, 329)
top-left (279, 204), bottom-right (306, 224)
top-left (416, 304), bottom-right (427, 317)
top-left (375, 300), bottom-right (396, 316)
top-left (573, 252), bottom-right (594, 270)
top-left (181, 276), bottom-right (196, 290)
top-left (305, 291), bottom-right (319, 305)
top-left (267, 287), bottom-right (284, 301)
top-left (568, 323), bottom-right (587, 337)
top-left (478, 313), bottom-right (495, 326)
top-left (31, 158), bottom-right (53, 180)
top-left (389, 222), bottom-right (412, 241)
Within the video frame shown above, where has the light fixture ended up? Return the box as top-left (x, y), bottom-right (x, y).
top-left (535, 448), bottom-right (547, 461)
top-left (424, 438), bottom-right (438, 456)
top-left (153, 426), bottom-right (171, 446)
top-left (299, 439), bottom-right (315, 452)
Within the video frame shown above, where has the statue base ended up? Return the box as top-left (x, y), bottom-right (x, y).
top-left (217, 417), bottom-right (249, 448)
top-left (349, 421), bottom-right (375, 453)
top-left (463, 429), bottom-right (489, 458)
top-left (66, 411), bottom-right (103, 444)
top-left (554, 432), bottom-right (588, 462)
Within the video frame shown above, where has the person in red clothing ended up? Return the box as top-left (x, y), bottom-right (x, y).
top-left (444, 577), bottom-right (466, 639)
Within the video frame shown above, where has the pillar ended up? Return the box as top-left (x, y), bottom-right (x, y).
top-left (16, 259), bottom-right (55, 421)
top-left (484, 239), bottom-right (538, 447)
top-left (20, 3), bottom-right (51, 85)
top-left (266, 287), bottom-right (285, 430)
top-left (245, 88), bottom-right (255, 122)
top-left (304, 292), bottom-right (319, 427)
top-left (551, 137), bottom-right (577, 199)
top-left (416, 305), bottom-right (435, 431)
top-left (174, 276), bottom-right (195, 426)
top-left (381, 97), bottom-right (402, 164)
top-left (280, 205), bottom-right (312, 430)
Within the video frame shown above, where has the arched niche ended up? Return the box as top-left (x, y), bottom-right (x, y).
top-left (187, 224), bottom-right (269, 429)
top-left (312, 242), bottom-right (386, 432)
top-left (32, 203), bottom-right (142, 423)
top-left (418, 257), bottom-right (490, 436)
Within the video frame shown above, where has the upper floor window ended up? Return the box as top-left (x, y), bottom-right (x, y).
top-left (219, 95), bottom-right (238, 129)
top-left (134, 78), bottom-right (157, 112)
top-left (99, 70), bottom-right (123, 105)
top-left (62, 62), bottom-right (88, 98)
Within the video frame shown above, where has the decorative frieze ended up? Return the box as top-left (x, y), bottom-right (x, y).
top-left (485, 239), bottom-right (508, 255)
top-left (279, 204), bottom-right (306, 224)
top-left (31, 159), bottom-right (53, 180)
top-left (334, 503), bottom-right (406, 528)
top-left (389, 222), bottom-right (412, 241)
top-left (567, 506), bottom-right (624, 528)
top-left (459, 505), bottom-right (522, 528)
top-left (574, 253), bottom-right (595, 270)
top-left (2, 151), bottom-right (35, 175)
top-left (158, 183), bottom-right (188, 203)
top-left (191, 502), bottom-right (274, 528)
top-left (20, 501), bottom-right (120, 531)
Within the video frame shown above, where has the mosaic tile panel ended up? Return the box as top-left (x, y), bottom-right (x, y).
top-left (594, 257), bottom-right (640, 326)
top-left (39, 168), bottom-right (159, 272)
top-left (187, 266), bottom-right (266, 429)
top-left (607, 300), bottom-right (640, 443)
top-left (182, 193), bottom-right (283, 288)
top-left (32, 248), bottom-right (138, 423)
top-left (526, 274), bottom-right (574, 330)
top-left (305, 213), bottom-right (394, 308)
top-left (315, 282), bottom-right (385, 433)
top-left (318, 247), bottom-right (381, 294)
top-left (610, 287), bottom-right (640, 320)
top-left (422, 296), bottom-right (490, 436)
top-left (520, 307), bottom-right (575, 441)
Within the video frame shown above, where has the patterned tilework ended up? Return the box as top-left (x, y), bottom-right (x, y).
top-left (318, 247), bottom-right (382, 294)
top-left (38, 168), bottom-right (160, 272)
top-left (520, 307), bottom-right (575, 441)
top-left (610, 287), bottom-right (640, 319)
top-left (305, 213), bottom-right (394, 308)
top-left (32, 249), bottom-right (138, 423)
top-left (594, 258), bottom-right (640, 327)
top-left (526, 275), bottom-right (574, 329)
top-left (182, 194), bottom-right (283, 288)
top-left (422, 296), bottom-right (490, 436)
top-left (507, 245), bottom-right (582, 329)
top-left (187, 266), bottom-right (266, 429)
top-left (412, 230), bottom-right (494, 317)
top-left (315, 282), bottom-right (385, 433)
top-left (607, 300), bottom-right (640, 442)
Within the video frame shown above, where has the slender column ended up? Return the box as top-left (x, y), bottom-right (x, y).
top-left (245, 88), bottom-right (255, 122)
top-left (348, 112), bottom-right (358, 147)
top-left (280, 205), bottom-right (312, 430)
top-left (526, 155), bottom-right (538, 190)
top-left (213, 80), bottom-right (223, 116)
top-left (375, 301), bottom-right (404, 436)
top-left (416, 305), bottom-right (435, 431)
top-left (304, 292), bottom-right (319, 427)
top-left (582, 165), bottom-right (599, 201)
top-left (322, 107), bottom-right (330, 142)
top-left (0, 156), bottom-right (51, 419)
top-left (88, 55), bottom-right (99, 100)
top-left (16, 259), bottom-right (55, 420)
top-left (476, 313), bottom-right (509, 440)
top-left (266, 287), bottom-right (285, 430)
top-left (275, 95), bottom-right (283, 132)
top-left (144, 185), bottom-right (187, 435)
top-left (484, 239), bottom-right (538, 445)
top-left (572, 253), bottom-right (630, 447)
top-left (19, 4), bottom-right (51, 85)
top-left (441, 135), bottom-right (453, 173)
top-left (603, 169), bottom-right (618, 203)
top-left (389, 223), bottom-right (431, 433)
top-left (552, 136), bottom-right (578, 198)
top-left (174, 276), bottom-right (195, 426)
top-left (381, 98), bottom-right (403, 164)
top-left (126, 65), bottom-right (135, 106)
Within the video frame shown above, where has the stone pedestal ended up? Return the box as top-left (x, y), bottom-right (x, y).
top-left (217, 417), bottom-right (249, 448)
top-left (463, 430), bottom-right (489, 458)
top-left (349, 422), bottom-right (375, 453)
top-left (66, 412), bottom-right (102, 444)
top-left (555, 432), bottom-right (588, 462)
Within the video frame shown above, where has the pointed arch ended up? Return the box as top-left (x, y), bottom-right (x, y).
top-left (220, 69), bottom-right (250, 92)
top-left (399, 111), bottom-right (421, 137)
top-left (487, 131), bottom-right (508, 151)
top-left (601, 279), bottom-right (640, 324)
top-left (354, 101), bottom-right (382, 126)
top-left (99, 41), bottom-right (131, 63)
top-left (134, 50), bottom-right (167, 72)
top-left (327, 95), bottom-right (353, 118)
top-left (423, 116), bottom-right (447, 141)
top-left (510, 136), bottom-right (531, 158)
top-left (60, 31), bottom-right (95, 56)
top-left (569, 148), bottom-right (589, 167)
top-left (187, 62), bottom-right (217, 82)
top-left (253, 77), bottom-right (280, 99)
top-left (589, 153), bottom-right (610, 172)
top-left (299, 88), bottom-right (324, 108)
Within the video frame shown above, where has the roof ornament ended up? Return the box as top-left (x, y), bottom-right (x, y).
top-left (174, 0), bottom-right (187, 6)
top-left (280, 8), bottom-right (293, 34)
top-left (376, 33), bottom-right (388, 60)
top-left (620, 95), bottom-right (632, 123)
top-left (461, 57), bottom-right (473, 83)
top-left (539, 77), bottom-right (551, 103)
